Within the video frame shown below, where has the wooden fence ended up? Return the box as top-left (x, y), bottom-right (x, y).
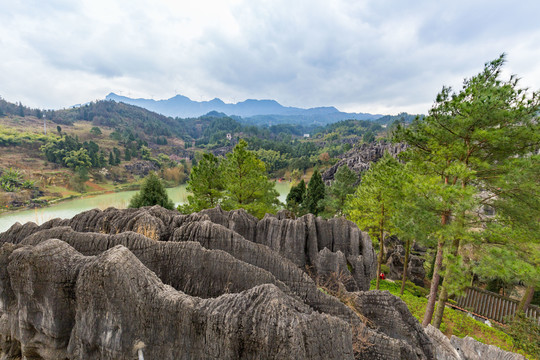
top-left (457, 287), bottom-right (540, 325)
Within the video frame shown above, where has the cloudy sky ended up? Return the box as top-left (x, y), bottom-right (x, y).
top-left (1, 0), bottom-right (539, 115)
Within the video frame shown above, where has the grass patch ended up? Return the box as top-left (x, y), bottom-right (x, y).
top-left (371, 279), bottom-right (535, 359)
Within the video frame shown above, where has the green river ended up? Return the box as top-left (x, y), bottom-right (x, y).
top-left (0, 181), bottom-right (292, 233)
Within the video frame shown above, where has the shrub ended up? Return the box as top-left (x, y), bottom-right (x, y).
top-left (0, 168), bottom-right (34, 192)
top-left (499, 312), bottom-right (540, 358)
top-left (128, 172), bottom-right (174, 210)
top-left (162, 166), bottom-right (186, 185)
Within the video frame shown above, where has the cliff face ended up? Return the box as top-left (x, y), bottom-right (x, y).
top-left (0, 205), bottom-right (435, 359)
top-left (322, 141), bottom-right (407, 184)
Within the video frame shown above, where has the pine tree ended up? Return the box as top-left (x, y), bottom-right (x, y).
top-left (303, 170), bottom-right (325, 216)
top-left (108, 151), bottom-right (115, 166)
top-left (286, 179), bottom-right (306, 217)
top-left (17, 102), bottom-right (24, 117)
top-left (124, 147), bottom-right (131, 161)
top-left (346, 153), bottom-right (405, 289)
top-left (221, 139), bottom-right (280, 218)
top-left (324, 165), bottom-right (357, 216)
top-left (395, 55), bottom-right (540, 328)
top-left (128, 172), bottom-right (174, 210)
top-left (178, 153), bottom-right (224, 213)
top-left (113, 147), bottom-right (121, 165)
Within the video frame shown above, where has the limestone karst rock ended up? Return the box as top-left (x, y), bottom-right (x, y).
top-left (384, 236), bottom-right (427, 287)
top-left (322, 141), bottom-right (408, 184)
top-left (424, 324), bottom-right (462, 360)
top-left (424, 324), bottom-right (527, 360)
top-left (450, 336), bottom-right (526, 360)
top-left (0, 206), bottom-right (437, 359)
top-left (3, 240), bottom-right (353, 359)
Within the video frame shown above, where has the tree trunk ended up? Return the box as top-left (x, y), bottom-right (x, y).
top-left (433, 237), bottom-right (460, 329)
top-left (433, 286), bottom-right (448, 329)
top-left (375, 203), bottom-right (385, 290)
top-left (400, 238), bottom-right (411, 296)
top-left (517, 285), bottom-right (535, 313)
top-left (422, 237), bottom-right (444, 327)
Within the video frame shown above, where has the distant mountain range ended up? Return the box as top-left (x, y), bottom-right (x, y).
top-left (105, 93), bottom-right (382, 125)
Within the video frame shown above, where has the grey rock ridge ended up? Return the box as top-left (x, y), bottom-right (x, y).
top-left (424, 325), bottom-right (526, 360)
top-left (450, 336), bottom-right (526, 360)
top-left (0, 206), bottom-right (437, 359)
top-left (322, 141), bottom-right (408, 184)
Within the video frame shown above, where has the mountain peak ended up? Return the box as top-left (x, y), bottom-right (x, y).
top-left (102, 93), bottom-right (381, 123)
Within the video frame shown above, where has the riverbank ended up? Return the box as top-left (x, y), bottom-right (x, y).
top-left (0, 181), bottom-right (293, 232)
top-left (0, 180), bottom-right (143, 215)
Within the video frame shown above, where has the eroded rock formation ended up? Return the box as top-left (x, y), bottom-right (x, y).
top-left (0, 206), bottom-right (437, 359)
top-left (450, 336), bottom-right (526, 360)
top-left (322, 141), bottom-right (407, 184)
top-left (384, 236), bottom-right (427, 287)
top-left (425, 325), bottom-right (526, 360)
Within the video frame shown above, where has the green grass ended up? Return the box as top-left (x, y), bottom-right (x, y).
top-left (371, 279), bottom-right (535, 359)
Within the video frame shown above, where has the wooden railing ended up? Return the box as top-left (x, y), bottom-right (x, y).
top-left (457, 287), bottom-right (540, 325)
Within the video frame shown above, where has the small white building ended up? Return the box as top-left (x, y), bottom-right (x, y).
top-left (303, 134), bottom-right (310, 138)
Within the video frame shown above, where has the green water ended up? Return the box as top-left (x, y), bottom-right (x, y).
top-left (0, 181), bottom-right (292, 233)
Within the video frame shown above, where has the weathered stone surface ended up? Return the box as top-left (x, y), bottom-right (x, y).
top-left (450, 336), bottom-right (526, 360)
top-left (18, 226), bottom-right (290, 299)
top-left (425, 325), bottom-right (462, 360)
top-left (425, 325), bottom-right (527, 360)
top-left (352, 290), bottom-right (435, 359)
top-left (0, 206), bottom-right (440, 359)
top-left (384, 238), bottom-right (426, 287)
top-left (2, 240), bottom-right (354, 360)
top-left (171, 220), bottom-right (357, 320)
top-left (322, 142), bottom-right (407, 184)
top-left (123, 160), bottom-right (159, 176)
top-left (198, 206), bottom-right (259, 241)
top-left (255, 213), bottom-right (376, 292)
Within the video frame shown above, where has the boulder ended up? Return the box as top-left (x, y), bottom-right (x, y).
top-left (450, 336), bottom-right (526, 360)
top-left (425, 324), bottom-right (462, 360)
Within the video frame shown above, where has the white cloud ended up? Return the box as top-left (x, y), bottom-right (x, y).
top-left (0, 0), bottom-right (539, 114)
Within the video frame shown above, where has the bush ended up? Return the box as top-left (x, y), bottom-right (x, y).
top-left (499, 312), bottom-right (540, 358)
top-left (0, 168), bottom-right (34, 192)
top-left (68, 174), bottom-right (87, 193)
top-left (128, 172), bottom-right (174, 210)
top-left (162, 166), bottom-right (186, 185)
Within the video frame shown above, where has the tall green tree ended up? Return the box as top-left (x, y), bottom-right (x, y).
top-left (346, 153), bottom-right (404, 290)
top-left (304, 170), bottom-right (325, 216)
top-left (64, 148), bottom-right (92, 171)
top-left (108, 151), bottom-right (115, 166)
top-left (129, 172), bottom-right (174, 210)
top-left (124, 147), bottom-right (132, 161)
top-left (221, 139), bottom-right (280, 218)
top-left (286, 179), bottom-right (306, 217)
top-left (323, 165), bottom-right (357, 216)
top-left (113, 147), bottom-right (121, 165)
top-left (474, 155), bottom-right (540, 312)
top-left (389, 165), bottom-right (439, 295)
top-left (178, 152), bottom-right (225, 213)
top-left (395, 55), bottom-right (540, 328)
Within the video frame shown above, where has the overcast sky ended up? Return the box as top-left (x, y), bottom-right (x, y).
top-left (1, 0), bottom-right (539, 115)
